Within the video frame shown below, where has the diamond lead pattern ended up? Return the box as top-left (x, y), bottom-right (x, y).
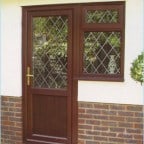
top-left (32, 16), bottom-right (68, 89)
top-left (84, 32), bottom-right (121, 74)
top-left (86, 10), bottom-right (118, 23)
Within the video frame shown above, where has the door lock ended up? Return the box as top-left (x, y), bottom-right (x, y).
top-left (26, 66), bottom-right (34, 86)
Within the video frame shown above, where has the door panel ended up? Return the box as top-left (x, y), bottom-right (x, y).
top-left (32, 95), bottom-right (67, 137)
top-left (23, 7), bottom-right (75, 144)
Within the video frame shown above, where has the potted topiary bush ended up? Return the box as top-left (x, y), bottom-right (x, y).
top-left (130, 51), bottom-right (144, 85)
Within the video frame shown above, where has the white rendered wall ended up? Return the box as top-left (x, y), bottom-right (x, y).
top-left (0, 3), bottom-right (1, 94)
top-left (0, 0), bottom-right (143, 105)
top-left (0, 2), bottom-right (1, 89)
top-left (1, 0), bottom-right (22, 96)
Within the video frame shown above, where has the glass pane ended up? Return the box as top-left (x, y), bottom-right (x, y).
top-left (83, 32), bottom-right (121, 74)
top-left (32, 16), bottom-right (68, 89)
top-left (86, 10), bottom-right (119, 23)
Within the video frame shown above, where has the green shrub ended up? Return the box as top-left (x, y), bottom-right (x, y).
top-left (130, 52), bottom-right (144, 84)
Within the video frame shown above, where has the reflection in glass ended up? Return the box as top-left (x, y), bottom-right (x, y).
top-left (86, 10), bottom-right (119, 23)
top-left (32, 16), bottom-right (68, 89)
top-left (83, 32), bottom-right (121, 74)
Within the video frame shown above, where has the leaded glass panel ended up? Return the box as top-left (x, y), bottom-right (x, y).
top-left (83, 32), bottom-right (121, 74)
top-left (32, 16), bottom-right (68, 89)
top-left (86, 10), bottom-right (119, 23)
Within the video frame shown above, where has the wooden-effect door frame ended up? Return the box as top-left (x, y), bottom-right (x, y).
top-left (22, 4), bottom-right (79, 144)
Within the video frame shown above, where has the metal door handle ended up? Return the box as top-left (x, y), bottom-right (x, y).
top-left (26, 66), bottom-right (34, 86)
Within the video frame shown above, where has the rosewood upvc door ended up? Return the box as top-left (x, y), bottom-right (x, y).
top-left (22, 5), bottom-right (77, 144)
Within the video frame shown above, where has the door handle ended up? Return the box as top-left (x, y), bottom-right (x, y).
top-left (26, 66), bottom-right (34, 86)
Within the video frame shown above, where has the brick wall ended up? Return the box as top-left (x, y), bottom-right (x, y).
top-left (78, 102), bottom-right (143, 144)
top-left (1, 96), bottom-right (143, 144)
top-left (1, 96), bottom-right (23, 144)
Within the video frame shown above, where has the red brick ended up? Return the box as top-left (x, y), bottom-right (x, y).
top-left (86, 130), bottom-right (100, 136)
top-left (1, 116), bottom-right (9, 121)
top-left (2, 111), bottom-right (14, 116)
top-left (1, 96), bottom-right (23, 144)
top-left (101, 121), bottom-right (117, 127)
top-left (135, 112), bottom-right (143, 117)
top-left (109, 116), bottom-right (125, 121)
top-left (94, 136), bottom-right (108, 141)
top-left (110, 127), bottom-right (125, 133)
top-left (2, 121), bottom-right (15, 126)
top-left (79, 108), bottom-right (86, 113)
top-left (101, 132), bottom-right (116, 137)
top-left (9, 117), bottom-right (22, 122)
top-left (79, 119), bottom-right (85, 124)
top-left (2, 98), bottom-right (143, 144)
top-left (126, 105), bottom-right (142, 111)
top-left (134, 123), bottom-right (143, 129)
top-left (9, 126), bottom-right (22, 131)
top-left (134, 134), bottom-right (143, 140)
top-left (78, 140), bottom-right (85, 144)
top-left (118, 111), bottom-right (134, 117)
top-left (86, 141), bottom-right (100, 144)
top-left (15, 112), bottom-right (22, 117)
top-left (93, 115), bottom-right (108, 120)
top-left (125, 139), bottom-right (143, 144)
top-left (110, 105), bottom-right (125, 111)
top-left (102, 110), bottom-right (116, 115)
top-left (15, 103), bottom-right (22, 108)
top-left (94, 126), bottom-right (108, 131)
top-left (117, 133), bottom-right (133, 139)
top-left (126, 128), bottom-right (142, 134)
top-left (78, 129), bottom-right (85, 134)
top-left (86, 120), bottom-right (100, 125)
top-left (86, 109), bottom-right (101, 115)
top-left (118, 122), bottom-right (133, 128)
top-left (94, 104), bottom-right (109, 109)
top-left (126, 117), bottom-right (142, 123)
top-left (78, 102), bottom-right (143, 144)
top-left (79, 113), bottom-right (93, 119)
top-left (15, 122), bottom-right (22, 127)
top-left (79, 124), bottom-right (93, 130)
top-left (109, 137), bottom-right (124, 143)
top-left (79, 134), bottom-right (93, 140)
top-left (79, 103), bottom-right (94, 108)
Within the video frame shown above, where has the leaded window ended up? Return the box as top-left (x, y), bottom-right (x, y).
top-left (80, 2), bottom-right (125, 81)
